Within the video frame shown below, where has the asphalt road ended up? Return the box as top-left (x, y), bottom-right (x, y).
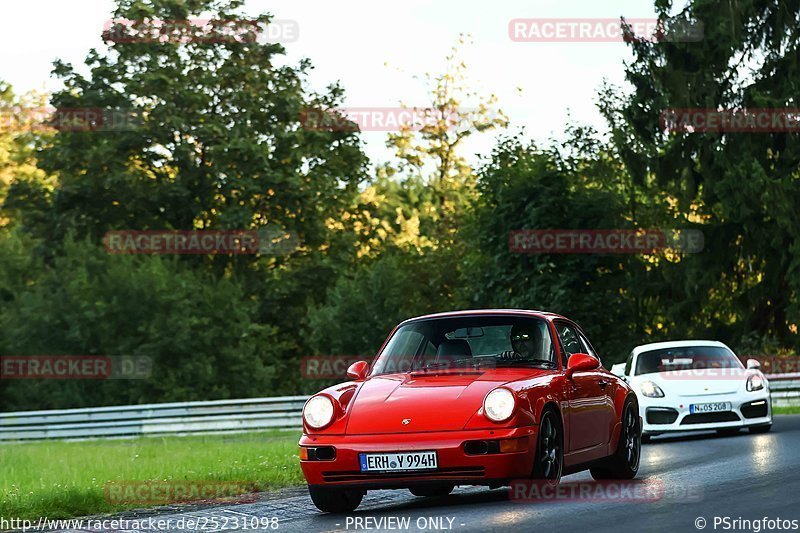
top-left (54, 415), bottom-right (800, 533)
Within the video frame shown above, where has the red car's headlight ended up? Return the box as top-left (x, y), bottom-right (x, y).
top-left (304, 395), bottom-right (335, 429)
top-left (483, 387), bottom-right (516, 422)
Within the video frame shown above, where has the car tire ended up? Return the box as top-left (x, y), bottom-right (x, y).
top-left (716, 428), bottom-right (740, 437)
top-left (590, 398), bottom-right (641, 480)
top-left (641, 434), bottom-right (652, 444)
top-left (749, 424), bottom-right (772, 434)
top-left (308, 486), bottom-right (364, 513)
top-left (409, 485), bottom-right (454, 497)
top-left (532, 408), bottom-right (563, 485)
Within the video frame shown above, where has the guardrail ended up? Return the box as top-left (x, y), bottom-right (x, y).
top-left (1, 374), bottom-right (797, 442)
top-left (770, 375), bottom-right (800, 407)
top-left (0, 396), bottom-right (308, 442)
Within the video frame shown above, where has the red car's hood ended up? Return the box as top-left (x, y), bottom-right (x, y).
top-left (345, 368), bottom-right (545, 434)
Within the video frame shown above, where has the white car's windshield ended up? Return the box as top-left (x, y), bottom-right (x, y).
top-left (635, 346), bottom-right (742, 376)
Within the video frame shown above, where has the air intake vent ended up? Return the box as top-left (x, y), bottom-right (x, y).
top-left (681, 412), bottom-right (740, 425)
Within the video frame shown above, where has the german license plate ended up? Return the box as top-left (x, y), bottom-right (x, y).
top-left (359, 451), bottom-right (437, 472)
top-left (689, 402), bottom-right (732, 414)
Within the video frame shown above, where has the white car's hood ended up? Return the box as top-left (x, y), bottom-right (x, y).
top-left (633, 368), bottom-right (762, 396)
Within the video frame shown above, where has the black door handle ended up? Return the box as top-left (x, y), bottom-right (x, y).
top-left (598, 380), bottom-right (609, 388)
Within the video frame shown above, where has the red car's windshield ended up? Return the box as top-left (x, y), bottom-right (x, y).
top-left (635, 346), bottom-right (742, 376)
top-left (371, 315), bottom-right (555, 376)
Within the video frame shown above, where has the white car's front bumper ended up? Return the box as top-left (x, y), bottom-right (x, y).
top-left (639, 392), bottom-right (772, 435)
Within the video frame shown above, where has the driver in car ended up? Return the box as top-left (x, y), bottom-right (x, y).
top-left (499, 323), bottom-right (543, 360)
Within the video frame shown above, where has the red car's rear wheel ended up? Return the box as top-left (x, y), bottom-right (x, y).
top-left (590, 399), bottom-right (641, 480)
top-left (308, 486), bottom-right (364, 513)
top-left (409, 485), bottom-right (454, 497)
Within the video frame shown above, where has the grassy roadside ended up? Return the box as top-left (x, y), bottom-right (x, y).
top-left (4, 407), bottom-right (799, 520)
top-left (773, 406), bottom-right (800, 415)
top-left (0, 430), bottom-right (304, 521)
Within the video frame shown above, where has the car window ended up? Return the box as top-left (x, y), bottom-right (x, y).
top-left (555, 322), bottom-right (584, 365)
top-left (556, 323), bottom-right (581, 355)
top-left (463, 325), bottom-right (513, 355)
top-left (624, 351), bottom-right (634, 376)
top-left (372, 315), bottom-right (555, 375)
top-left (422, 340), bottom-right (437, 356)
top-left (578, 332), bottom-right (598, 359)
top-left (372, 329), bottom-right (424, 374)
top-left (634, 346), bottom-right (742, 376)
top-left (417, 339), bottom-right (438, 368)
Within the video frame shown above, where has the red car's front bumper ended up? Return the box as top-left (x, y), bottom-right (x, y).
top-left (299, 426), bottom-right (537, 490)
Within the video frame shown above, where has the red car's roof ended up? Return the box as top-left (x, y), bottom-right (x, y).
top-left (400, 309), bottom-right (567, 325)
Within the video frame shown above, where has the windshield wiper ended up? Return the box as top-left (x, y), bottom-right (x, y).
top-left (495, 358), bottom-right (557, 368)
top-left (420, 357), bottom-right (556, 371)
top-left (421, 358), bottom-right (474, 370)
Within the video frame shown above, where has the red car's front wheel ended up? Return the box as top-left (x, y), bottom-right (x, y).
top-left (532, 409), bottom-right (563, 484)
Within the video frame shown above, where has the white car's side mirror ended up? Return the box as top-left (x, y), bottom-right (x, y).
top-left (746, 358), bottom-right (761, 369)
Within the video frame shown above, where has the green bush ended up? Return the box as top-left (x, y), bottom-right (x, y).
top-left (0, 234), bottom-right (289, 410)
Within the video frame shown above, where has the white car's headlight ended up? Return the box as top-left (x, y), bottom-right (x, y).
top-left (640, 380), bottom-right (665, 398)
top-left (303, 395), bottom-right (335, 429)
top-left (747, 374), bottom-right (764, 392)
top-left (484, 387), bottom-right (516, 422)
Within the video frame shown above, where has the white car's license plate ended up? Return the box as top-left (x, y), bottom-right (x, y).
top-left (690, 402), bottom-right (732, 414)
top-left (359, 451), bottom-right (437, 472)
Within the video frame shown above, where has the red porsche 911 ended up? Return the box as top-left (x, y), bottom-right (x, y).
top-left (299, 309), bottom-right (642, 512)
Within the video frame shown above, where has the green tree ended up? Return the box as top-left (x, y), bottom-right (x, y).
top-left (306, 37), bottom-right (508, 358)
top-left (0, 82), bottom-right (52, 229)
top-left (380, 34), bottom-right (509, 250)
top-left (460, 131), bottom-right (650, 362)
top-left (11, 0), bottom-right (367, 251)
top-left (1, 0), bottom-right (373, 404)
top-left (0, 237), bottom-right (291, 410)
top-left (602, 1), bottom-right (800, 351)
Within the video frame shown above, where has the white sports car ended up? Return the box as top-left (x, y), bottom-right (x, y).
top-left (614, 340), bottom-right (772, 441)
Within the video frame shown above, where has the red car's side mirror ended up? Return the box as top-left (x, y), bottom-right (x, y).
top-left (566, 353), bottom-right (599, 379)
top-left (347, 361), bottom-right (370, 380)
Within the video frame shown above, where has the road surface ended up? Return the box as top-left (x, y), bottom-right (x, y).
top-left (53, 415), bottom-right (800, 533)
